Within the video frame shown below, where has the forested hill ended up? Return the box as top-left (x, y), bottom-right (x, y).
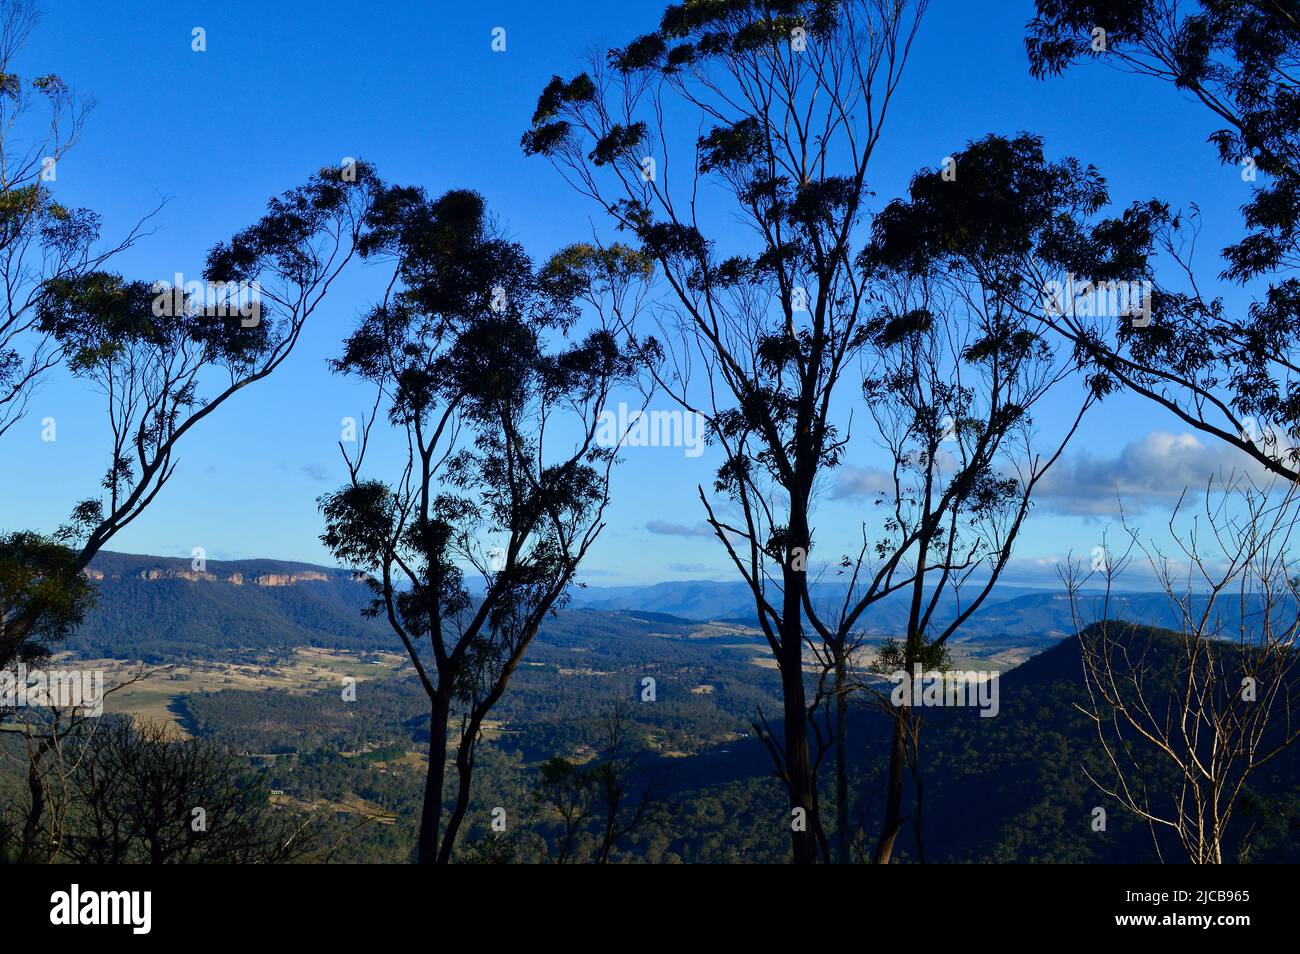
top-left (634, 627), bottom-right (1300, 863)
top-left (73, 551), bottom-right (390, 659)
top-left (913, 626), bottom-right (1300, 862)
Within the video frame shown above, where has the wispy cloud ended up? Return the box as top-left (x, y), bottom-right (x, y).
top-left (830, 465), bottom-right (895, 500)
top-left (647, 520), bottom-right (713, 537)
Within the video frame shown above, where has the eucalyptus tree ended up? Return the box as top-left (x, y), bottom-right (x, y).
top-left (1026, 0), bottom-right (1300, 479)
top-left (0, 162), bottom-right (379, 667)
top-left (856, 129), bottom-right (1187, 859)
top-left (0, 530), bottom-right (93, 667)
top-left (526, 705), bottom-right (656, 864)
top-left (319, 186), bottom-right (647, 864)
top-left (825, 293), bottom-right (1085, 862)
top-left (524, 0), bottom-right (931, 864)
top-left (0, 0), bottom-right (150, 439)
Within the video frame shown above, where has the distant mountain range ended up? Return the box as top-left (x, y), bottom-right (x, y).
top-left (64, 550), bottom-right (1245, 662)
top-left (566, 577), bottom-right (1200, 642)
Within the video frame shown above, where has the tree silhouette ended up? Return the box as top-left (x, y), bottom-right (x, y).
top-left (525, 0), bottom-right (1112, 863)
top-left (52, 718), bottom-right (321, 864)
top-left (0, 162), bottom-right (379, 668)
top-left (1027, 0), bottom-right (1300, 478)
top-left (319, 185), bottom-right (647, 864)
top-left (0, 0), bottom-right (152, 440)
top-left (525, 0), bottom-right (932, 864)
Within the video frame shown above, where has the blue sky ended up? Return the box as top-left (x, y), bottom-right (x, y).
top-left (0, 0), bottom-right (1267, 585)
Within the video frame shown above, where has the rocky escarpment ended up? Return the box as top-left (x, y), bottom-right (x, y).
top-left (83, 553), bottom-right (352, 588)
top-left (67, 551), bottom-right (393, 659)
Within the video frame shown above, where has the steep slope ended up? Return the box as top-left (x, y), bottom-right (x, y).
top-left (636, 628), bottom-right (1300, 863)
top-left (70, 551), bottom-right (391, 659)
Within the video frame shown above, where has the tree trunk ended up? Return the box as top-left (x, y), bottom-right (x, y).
top-left (781, 562), bottom-right (817, 864)
top-left (913, 767), bottom-right (926, 864)
top-left (417, 692), bottom-right (451, 865)
top-left (437, 726), bottom-right (478, 864)
top-left (19, 750), bottom-right (46, 863)
top-left (834, 652), bottom-right (850, 864)
top-left (874, 713), bottom-right (906, 864)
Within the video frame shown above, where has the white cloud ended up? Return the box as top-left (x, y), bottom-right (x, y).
top-left (830, 465), bottom-right (895, 500)
top-left (1034, 431), bottom-right (1271, 517)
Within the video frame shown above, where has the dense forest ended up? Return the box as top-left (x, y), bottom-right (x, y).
top-left (11, 621), bottom-right (1289, 864)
